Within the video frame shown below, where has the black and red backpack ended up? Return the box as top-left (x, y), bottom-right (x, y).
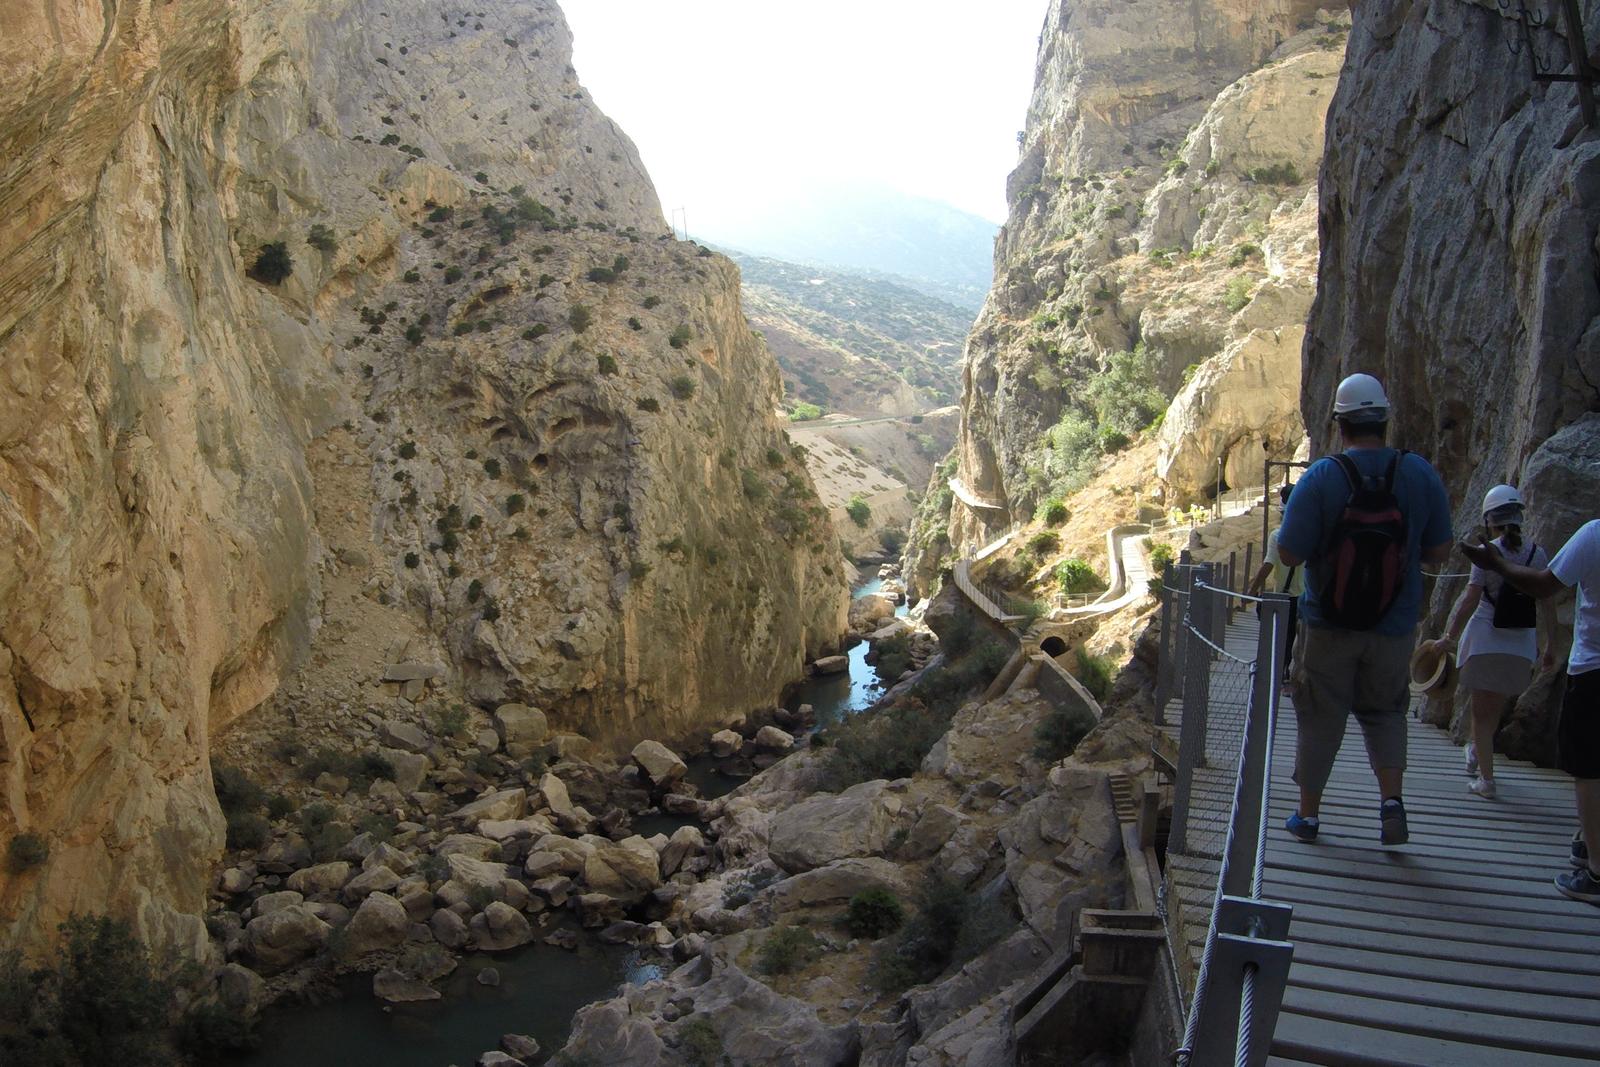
top-left (1319, 451), bottom-right (1408, 630)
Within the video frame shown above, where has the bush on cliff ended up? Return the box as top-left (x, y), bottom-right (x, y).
top-left (248, 242), bottom-right (293, 285)
top-left (1034, 700), bottom-right (1098, 761)
top-left (847, 889), bottom-right (905, 939)
top-left (5, 833), bottom-right (48, 874)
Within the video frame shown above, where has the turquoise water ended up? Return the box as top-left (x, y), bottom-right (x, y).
top-left (220, 933), bottom-right (662, 1067)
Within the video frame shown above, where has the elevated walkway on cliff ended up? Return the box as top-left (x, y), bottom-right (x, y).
top-left (1157, 567), bottom-right (1600, 1066)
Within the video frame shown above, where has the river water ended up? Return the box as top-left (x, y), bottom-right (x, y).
top-left (227, 578), bottom-right (906, 1067)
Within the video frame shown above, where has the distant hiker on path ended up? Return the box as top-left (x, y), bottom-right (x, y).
top-left (1424, 485), bottom-right (1554, 799)
top-left (1461, 517), bottom-right (1600, 904)
top-left (1248, 483), bottom-right (1305, 683)
top-left (1275, 373), bottom-right (1453, 846)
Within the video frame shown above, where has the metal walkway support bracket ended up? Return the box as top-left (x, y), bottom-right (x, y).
top-left (1184, 897), bottom-right (1295, 1067)
top-left (1499, 0), bottom-right (1600, 127)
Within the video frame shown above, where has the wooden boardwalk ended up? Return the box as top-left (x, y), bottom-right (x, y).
top-left (1165, 614), bottom-right (1600, 1066)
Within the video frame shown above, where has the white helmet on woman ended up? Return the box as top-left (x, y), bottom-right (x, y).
top-left (1482, 484), bottom-right (1525, 525)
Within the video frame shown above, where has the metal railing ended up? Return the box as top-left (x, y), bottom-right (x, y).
top-left (1157, 561), bottom-right (1297, 1067)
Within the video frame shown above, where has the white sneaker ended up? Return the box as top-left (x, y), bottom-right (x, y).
top-left (1465, 742), bottom-right (1478, 777)
top-left (1468, 775), bottom-right (1497, 799)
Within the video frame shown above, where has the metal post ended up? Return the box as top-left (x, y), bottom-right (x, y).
top-left (1154, 562), bottom-right (1176, 723)
top-left (1227, 551), bottom-right (1238, 621)
top-left (1560, 0), bottom-right (1598, 128)
top-left (1223, 595), bottom-right (1291, 899)
top-left (1243, 542), bottom-right (1255, 604)
top-left (1170, 563), bottom-right (1214, 855)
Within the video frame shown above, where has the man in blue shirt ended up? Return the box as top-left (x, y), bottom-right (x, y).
top-left (1276, 374), bottom-right (1453, 845)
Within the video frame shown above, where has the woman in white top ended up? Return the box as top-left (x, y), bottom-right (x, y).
top-left (1432, 485), bottom-right (1554, 798)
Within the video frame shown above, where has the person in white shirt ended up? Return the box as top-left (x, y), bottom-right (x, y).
top-left (1426, 486), bottom-right (1554, 798)
top-left (1462, 518), bottom-right (1600, 904)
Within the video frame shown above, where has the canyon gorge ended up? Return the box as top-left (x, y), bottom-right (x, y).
top-left (3, 0), bottom-right (1600, 1065)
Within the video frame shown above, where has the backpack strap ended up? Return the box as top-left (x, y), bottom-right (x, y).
top-left (1382, 449), bottom-right (1406, 493)
top-left (1330, 453), bottom-right (1361, 496)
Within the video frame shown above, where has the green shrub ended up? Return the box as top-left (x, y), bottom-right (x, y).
top-left (1033, 700), bottom-right (1098, 760)
top-left (1055, 558), bottom-right (1098, 593)
top-left (1224, 276), bottom-right (1254, 313)
top-left (482, 599), bottom-right (501, 622)
top-left (757, 926), bottom-right (818, 975)
top-left (1085, 345), bottom-right (1164, 435)
top-left (642, 295), bottom-right (662, 309)
top-left (1039, 499), bottom-right (1069, 526)
top-left (309, 822), bottom-right (353, 862)
top-left (443, 266), bottom-right (464, 283)
top-left (847, 889), bottom-right (905, 939)
top-left (266, 794), bottom-right (295, 820)
top-left (1247, 161), bottom-right (1300, 185)
top-left (679, 1018), bottom-right (722, 1067)
top-left (5, 833), bottom-right (49, 874)
top-left (819, 694), bottom-right (962, 792)
top-left (212, 764), bottom-right (265, 816)
top-left (636, 397), bottom-right (660, 413)
top-left (586, 266), bottom-right (617, 283)
top-left (1227, 242), bottom-right (1262, 267)
top-left (596, 353), bottom-right (618, 375)
top-left (483, 457), bottom-right (502, 478)
top-left (722, 867), bottom-right (780, 908)
top-left (404, 551), bottom-right (420, 569)
top-left (352, 750), bottom-right (395, 787)
top-left (870, 873), bottom-right (975, 992)
top-left (398, 440), bottom-right (417, 459)
top-left (1147, 541), bottom-right (1176, 573)
top-left (0, 915), bottom-right (176, 1065)
top-left (1027, 530), bottom-right (1060, 555)
top-left (765, 446), bottom-right (785, 468)
top-left (1008, 597), bottom-right (1048, 625)
top-left (467, 578), bottom-right (484, 603)
top-left (873, 631), bottom-right (914, 679)
top-left (249, 242), bottom-right (293, 285)
top-left (181, 999), bottom-right (259, 1055)
top-left (1099, 427), bottom-right (1130, 453)
top-left (505, 493), bottom-right (525, 515)
top-left (522, 323), bottom-right (550, 342)
top-left (437, 705), bottom-right (469, 737)
top-left (669, 375), bottom-right (696, 400)
top-left (740, 469), bottom-right (768, 501)
top-left (627, 316), bottom-right (643, 331)
top-left (225, 811), bottom-right (270, 850)
top-left (1077, 650), bottom-right (1113, 700)
top-left (789, 401), bottom-right (823, 421)
top-left (845, 493), bottom-right (871, 528)
top-left (404, 324), bottom-right (424, 345)
top-left (569, 304), bottom-right (592, 333)
top-left (668, 324), bottom-right (693, 349)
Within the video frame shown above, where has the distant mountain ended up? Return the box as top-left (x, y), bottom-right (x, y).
top-left (693, 184), bottom-right (997, 312)
top-left (722, 250), bottom-right (973, 418)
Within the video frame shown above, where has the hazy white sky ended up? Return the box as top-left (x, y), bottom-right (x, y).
top-left (559, 0), bottom-right (1048, 225)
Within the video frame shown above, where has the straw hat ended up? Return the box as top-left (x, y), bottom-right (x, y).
top-left (1409, 640), bottom-right (1452, 696)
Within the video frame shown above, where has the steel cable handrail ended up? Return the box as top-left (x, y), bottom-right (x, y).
top-left (1172, 582), bottom-right (1288, 1067)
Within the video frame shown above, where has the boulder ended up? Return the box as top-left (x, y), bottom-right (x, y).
top-left (501, 1035), bottom-right (541, 1061)
top-left (530, 875), bottom-right (574, 907)
top-left (709, 729), bottom-right (743, 758)
top-left (768, 857), bottom-right (916, 912)
top-left (523, 850), bottom-right (565, 879)
top-left (768, 780), bottom-right (905, 873)
top-left (477, 1054), bottom-right (525, 1067)
top-left (251, 890), bottom-right (304, 917)
top-left (445, 853), bottom-right (516, 893)
top-left (453, 788), bottom-right (528, 825)
top-left (216, 962), bottom-right (265, 1013)
top-left (812, 655), bottom-right (849, 675)
top-left (659, 825), bottom-right (706, 878)
top-left (753, 725), bottom-right (794, 752)
top-left (470, 901), bottom-right (533, 951)
top-left (218, 867), bottom-right (253, 895)
top-left (374, 967), bottom-right (442, 1003)
top-left (379, 720), bottom-right (432, 754)
top-left (631, 740), bottom-right (688, 786)
top-left (429, 907), bottom-right (469, 949)
top-left (340, 892), bottom-right (410, 957)
top-left (245, 906), bottom-right (330, 972)
top-left (477, 966), bottom-right (501, 986)
top-left (580, 835), bottom-right (661, 903)
top-left (560, 1001), bottom-right (665, 1066)
top-left (285, 862), bottom-right (351, 897)
top-left (342, 865), bottom-right (401, 903)
top-left (492, 703), bottom-right (549, 756)
top-left (479, 817), bottom-right (549, 842)
top-left (536, 773), bottom-right (576, 822)
top-left (383, 748), bottom-right (432, 792)
top-left (437, 834), bottom-right (503, 859)
top-left (904, 803), bottom-right (968, 860)
top-left (256, 834), bottom-right (311, 874)
top-left (363, 842), bottom-right (416, 875)
top-left (849, 594), bottom-right (896, 633)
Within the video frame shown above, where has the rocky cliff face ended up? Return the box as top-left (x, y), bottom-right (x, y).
top-left (0, 0), bottom-right (843, 956)
top-left (908, 0), bottom-right (1347, 593)
top-left (1307, 0), bottom-right (1600, 755)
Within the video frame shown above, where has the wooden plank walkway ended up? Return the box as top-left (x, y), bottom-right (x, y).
top-left (1164, 612), bottom-right (1600, 1066)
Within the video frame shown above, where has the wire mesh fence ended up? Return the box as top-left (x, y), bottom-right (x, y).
top-left (1183, 646), bottom-right (1256, 861)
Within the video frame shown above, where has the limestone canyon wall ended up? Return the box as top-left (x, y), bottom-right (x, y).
top-left (907, 0), bottom-right (1348, 593)
top-left (1307, 0), bottom-right (1600, 755)
top-left (0, 0), bottom-right (844, 955)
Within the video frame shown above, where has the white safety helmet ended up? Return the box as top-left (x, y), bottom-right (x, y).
top-left (1331, 373), bottom-right (1390, 423)
top-left (1482, 484), bottom-right (1525, 525)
